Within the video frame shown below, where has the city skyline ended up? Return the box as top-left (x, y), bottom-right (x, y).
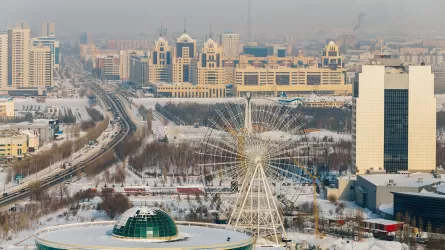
top-left (1, 0), bottom-right (445, 37)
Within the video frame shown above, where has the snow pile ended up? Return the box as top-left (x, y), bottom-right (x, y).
top-left (329, 238), bottom-right (409, 250)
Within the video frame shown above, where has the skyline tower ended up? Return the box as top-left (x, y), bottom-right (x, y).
top-left (352, 59), bottom-right (436, 174)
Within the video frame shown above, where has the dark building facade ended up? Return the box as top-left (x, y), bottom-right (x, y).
top-left (243, 46), bottom-right (273, 57)
top-left (393, 192), bottom-right (445, 233)
top-left (384, 89), bottom-right (409, 173)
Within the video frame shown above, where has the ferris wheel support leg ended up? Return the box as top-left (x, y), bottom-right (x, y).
top-left (259, 163), bottom-right (286, 243)
top-left (234, 164), bottom-right (259, 227)
top-left (228, 165), bottom-right (254, 226)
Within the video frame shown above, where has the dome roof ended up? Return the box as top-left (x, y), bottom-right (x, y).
top-left (328, 40), bottom-right (336, 46)
top-left (112, 207), bottom-right (178, 240)
top-left (177, 33), bottom-right (193, 42)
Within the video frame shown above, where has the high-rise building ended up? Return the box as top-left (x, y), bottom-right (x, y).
top-left (8, 26), bottom-right (30, 89)
top-left (173, 33), bottom-right (196, 83)
top-left (96, 55), bottom-right (120, 80)
top-left (148, 37), bottom-right (172, 83)
top-left (29, 46), bottom-right (52, 88)
top-left (0, 32), bottom-right (7, 91)
top-left (193, 38), bottom-right (224, 86)
top-left (321, 41), bottom-right (343, 70)
top-left (41, 21), bottom-right (55, 37)
top-left (80, 32), bottom-right (90, 45)
top-left (432, 66), bottom-right (445, 94)
top-left (352, 59), bottom-right (436, 174)
top-left (220, 32), bottom-right (240, 58)
top-left (129, 54), bottom-right (149, 86)
top-left (32, 37), bottom-right (60, 70)
top-left (120, 50), bottom-right (145, 80)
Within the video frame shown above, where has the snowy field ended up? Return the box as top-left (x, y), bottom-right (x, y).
top-left (14, 98), bottom-right (104, 122)
top-left (286, 232), bottom-right (408, 250)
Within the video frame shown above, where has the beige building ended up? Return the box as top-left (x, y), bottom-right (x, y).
top-left (151, 82), bottom-right (226, 98)
top-left (0, 129), bottom-right (29, 163)
top-left (119, 50), bottom-right (145, 80)
top-left (0, 98), bottom-right (14, 117)
top-left (8, 26), bottom-right (30, 89)
top-left (0, 32), bottom-right (7, 91)
top-left (234, 42), bottom-right (349, 97)
top-left (129, 55), bottom-right (149, 86)
top-left (352, 59), bottom-right (436, 174)
top-left (149, 37), bottom-right (172, 83)
top-left (173, 33), bottom-right (196, 83)
top-left (41, 21), bottom-right (55, 37)
top-left (29, 46), bottom-right (53, 88)
top-left (234, 66), bottom-right (350, 97)
top-left (399, 47), bottom-right (428, 55)
top-left (220, 32), bottom-right (240, 59)
top-left (193, 39), bottom-right (224, 85)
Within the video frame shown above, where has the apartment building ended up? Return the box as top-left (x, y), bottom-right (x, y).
top-left (0, 32), bottom-right (7, 92)
top-left (173, 33), bottom-right (196, 83)
top-left (8, 27), bottom-right (30, 89)
top-left (220, 32), bottom-right (240, 59)
top-left (29, 46), bottom-right (53, 88)
top-left (193, 38), bottom-right (224, 85)
top-left (148, 37), bottom-right (172, 83)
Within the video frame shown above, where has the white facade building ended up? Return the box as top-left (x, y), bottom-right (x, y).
top-left (353, 59), bottom-right (436, 174)
top-left (220, 32), bottom-right (240, 59)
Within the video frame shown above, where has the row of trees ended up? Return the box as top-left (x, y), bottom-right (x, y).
top-left (58, 107), bottom-right (77, 123)
top-left (128, 141), bottom-right (199, 181)
top-left (85, 107), bottom-right (104, 122)
top-left (7, 116), bottom-right (110, 182)
top-left (0, 184), bottom-right (130, 241)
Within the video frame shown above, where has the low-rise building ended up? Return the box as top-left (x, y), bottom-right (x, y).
top-left (10, 119), bottom-right (59, 144)
top-left (20, 129), bottom-right (39, 152)
top-left (392, 192), bottom-right (445, 233)
top-left (0, 129), bottom-right (29, 163)
top-left (324, 176), bottom-right (356, 201)
top-left (0, 98), bottom-right (14, 117)
top-left (355, 173), bottom-right (442, 214)
top-left (150, 82), bottom-right (227, 98)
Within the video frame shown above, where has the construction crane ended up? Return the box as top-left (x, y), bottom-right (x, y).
top-left (294, 159), bottom-right (322, 239)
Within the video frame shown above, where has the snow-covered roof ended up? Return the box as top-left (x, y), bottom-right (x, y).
top-left (359, 173), bottom-right (442, 187)
top-left (392, 191), bottom-right (445, 199)
top-left (35, 221), bottom-right (253, 249)
top-left (379, 202), bottom-right (394, 215)
top-left (363, 218), bottom-right (401, 226)
top-left (437, 183), bottom-right (445, 194)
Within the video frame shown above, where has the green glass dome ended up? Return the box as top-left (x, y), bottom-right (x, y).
top-left (112, 207), bottom-right (178, 240)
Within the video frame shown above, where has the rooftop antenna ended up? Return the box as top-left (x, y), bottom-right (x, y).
top-left (160, 22), bottom-right (163, 37)
top-left (247, 0), bottom-right (252, 42)
top-left (209, 23), bottom-right (213, 40)
top-left (184, 18), bottom-right (187, 34)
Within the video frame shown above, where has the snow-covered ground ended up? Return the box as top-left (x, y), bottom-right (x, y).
top-left (286, 232), bottom-right (408, 250)
top-left (0, 123), bottom-right (119, 197)
top-left (307, 130), bottom-right (351, 141)
top-left (14, 98), bottom-right (103, 122)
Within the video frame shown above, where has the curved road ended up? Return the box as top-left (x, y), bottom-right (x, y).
top-left (0, 85), bottom-right (136, 209)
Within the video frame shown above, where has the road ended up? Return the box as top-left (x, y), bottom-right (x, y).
top-left (0, 84), bottom-right (136, 210)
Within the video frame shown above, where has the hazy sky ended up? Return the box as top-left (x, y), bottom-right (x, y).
top-left (1, 0), bottom-right (444, 36)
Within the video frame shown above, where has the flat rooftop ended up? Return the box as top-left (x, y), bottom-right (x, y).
top-left (359, 173), bottom-right (442, 187)
top-left (363, 218), bottom-right (401, 226)
top-left (392, 191), bottom-right (445, 199)
top-left (35, 221), bottom-right (252, 249)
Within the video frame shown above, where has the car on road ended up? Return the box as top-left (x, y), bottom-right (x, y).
top-left (2, 193), bottom-right (7, 197)
top-left (19, 189), bottom-right (25, 193)
top-left (65, 181), bottom-right (71, 185)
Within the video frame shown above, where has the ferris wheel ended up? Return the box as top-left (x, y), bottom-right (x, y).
top-left (199, 94), bottom-right (313, 243)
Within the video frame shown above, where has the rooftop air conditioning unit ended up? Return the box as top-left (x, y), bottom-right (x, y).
top-left (389, 179), bottom-right (394, 184)
top-left (418, 178), bottom-right (423, 183)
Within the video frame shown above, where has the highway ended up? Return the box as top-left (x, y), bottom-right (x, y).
top-left (0, 83), bottom-right (136, 210)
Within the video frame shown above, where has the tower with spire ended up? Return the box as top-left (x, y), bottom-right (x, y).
top-left (172, 18), bottom-right (196, 83)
